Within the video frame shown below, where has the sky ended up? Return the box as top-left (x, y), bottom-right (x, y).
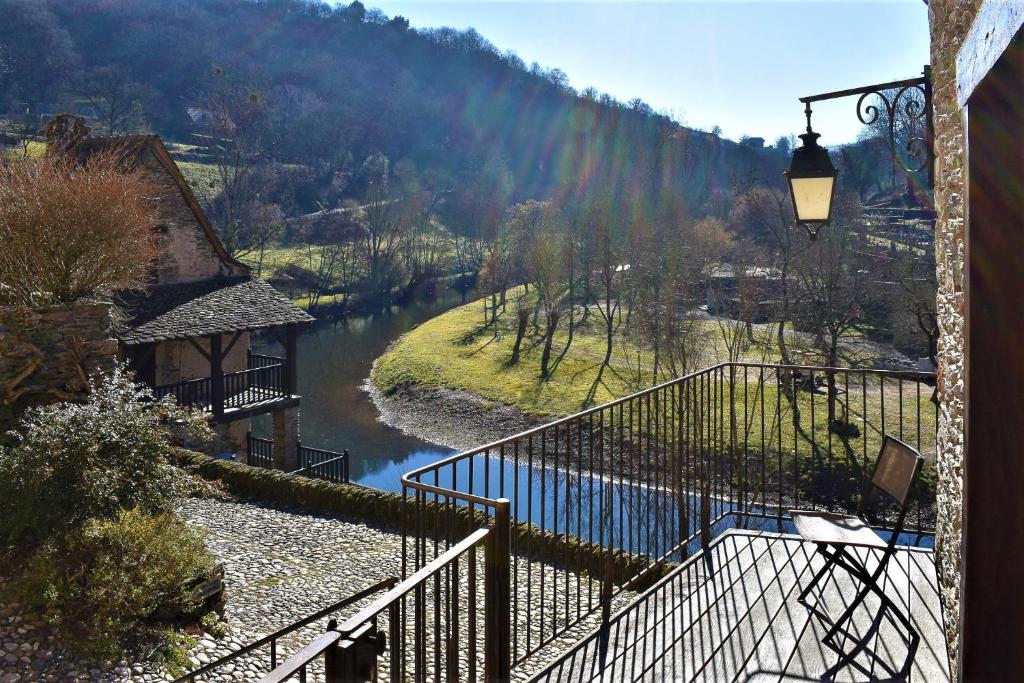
top-left (366, 1), bottom-right (930, 145)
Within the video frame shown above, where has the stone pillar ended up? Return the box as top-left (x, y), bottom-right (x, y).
top-left (272, 406), bottom-right (299, 471)
top-left (222, 419), bottom-right (250, 464)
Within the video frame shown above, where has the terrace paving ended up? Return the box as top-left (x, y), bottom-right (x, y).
top-left (530, 529), bottom-right (948, 683)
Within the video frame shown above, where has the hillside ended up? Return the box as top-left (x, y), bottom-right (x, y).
top-left (0, 0), bottom-right (792, 219)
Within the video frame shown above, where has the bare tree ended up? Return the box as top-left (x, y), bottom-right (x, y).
top-left (298, 206), bottom-right (359, 310)
top-left (358, 154), bottom-right (410, 300)
top-left (78, 66), bottom-right (147, 135)
top-left (0, 151), bottom-right (158, 306)
top-left (729, 187), bottom-right (806, 365)
top-left (794, 194), bottom-right (868, 428)
top-left (529, 212), bottom-right (568, 379)
top-left (196, 69), bottom-right (277, 260)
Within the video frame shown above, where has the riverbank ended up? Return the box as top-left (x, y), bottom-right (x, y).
top-left (365, 380), bottom-right (538, 453)
top-left (368, 290), bottom-right (919, 427)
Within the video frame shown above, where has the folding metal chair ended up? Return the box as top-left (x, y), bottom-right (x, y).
top-left (790, 435), bottom-right (924, 662)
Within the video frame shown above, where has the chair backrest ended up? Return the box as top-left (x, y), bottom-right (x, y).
top-left (869, 435), bottom-right (925, 507)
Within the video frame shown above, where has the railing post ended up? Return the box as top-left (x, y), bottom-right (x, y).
top-left (210, 334), bottom-right (224, 417)
top-left (343, 449), bottom-right (350, 483)
top-left (485, 498), bottom-right (511, 683)
top-left (285, 324), bottom-right (298, 396)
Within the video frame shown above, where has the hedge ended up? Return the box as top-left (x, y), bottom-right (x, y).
top-left (173, 450), bottom-right (674, 589)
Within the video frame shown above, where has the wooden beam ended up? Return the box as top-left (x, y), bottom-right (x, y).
top-left (210, 334), bottom-right (224, 417)
top-left (186, 336), bottom-right (211, 362)
top-left (223, 330), bottom-right (244, 358)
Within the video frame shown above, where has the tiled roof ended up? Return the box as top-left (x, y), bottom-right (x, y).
top-left (115, 278), bottom-right (314, 345)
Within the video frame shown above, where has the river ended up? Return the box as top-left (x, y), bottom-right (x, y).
top-left (254, 288), bottom-right (932, 553)
top-left (253, 288), bottom-right (466, 490)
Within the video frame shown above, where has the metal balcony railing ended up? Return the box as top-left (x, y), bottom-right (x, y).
top-left (243, 362), bottom-right (937, 682)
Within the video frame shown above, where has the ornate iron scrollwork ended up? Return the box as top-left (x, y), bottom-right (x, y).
top-left (800, 66), bottom-right (933, 188)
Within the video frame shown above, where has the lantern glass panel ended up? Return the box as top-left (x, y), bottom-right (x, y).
top-left (790, 176), bottom-right (834, 222)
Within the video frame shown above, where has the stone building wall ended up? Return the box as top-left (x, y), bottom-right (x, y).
top-left (137, 148), bottom-right (239, 285)
top-left (928, 0), bottom-right (980, 674)
top-left (0, 302), bottom-right (118, 427)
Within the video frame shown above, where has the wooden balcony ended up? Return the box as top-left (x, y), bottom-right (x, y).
top-left (154, 352), bottom-right (298, 421)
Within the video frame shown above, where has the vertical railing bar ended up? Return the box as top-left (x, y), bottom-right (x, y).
top-left (899, 377), bottom-right (905, 442)
top-left (921, 376), bottom-right (929, 532)
top-left (781, 369), bottom-right (787, 528)
top-left (526, 433), bottom-right (533, 656)
top-left (576, 414), bottom-right (583, 621)
top-left (588, 411), bottom-right (596, 612)
top-left (433, 555), bottom-right (442, 681)
top-left (540, 427), bottom-right (547, 648)
top-left (512, 439), bottom-right (519, 663)
top-left (468, 541), bottom-right (478, 682)
top-left (499, 443), bottom-right (506, 499)
top-left (551, 421), bottom-right (560, 641)
top-left (569, 417), bottom-right (577, 626)
top-left (627, 399), bottom-right (634, 571)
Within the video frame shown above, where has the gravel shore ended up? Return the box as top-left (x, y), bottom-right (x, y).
top-left (365, 380), bottom-right (539, 453)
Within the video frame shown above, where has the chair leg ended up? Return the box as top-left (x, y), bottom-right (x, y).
top-left (798, 544), bottom-right (835, 603)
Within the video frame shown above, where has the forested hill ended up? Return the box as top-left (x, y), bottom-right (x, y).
top-left (0, 0), bottom-right (795, 218)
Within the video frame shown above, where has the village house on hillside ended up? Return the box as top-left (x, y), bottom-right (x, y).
top-left (53, 114), bottom-right (315, 468)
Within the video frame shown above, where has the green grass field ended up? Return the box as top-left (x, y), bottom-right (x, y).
top-left (177, 160), bottom-right (221, 199)
top-left (372, 288), bottom-right (914, 417)
top-left (374, 289), bottom-right (939, 507)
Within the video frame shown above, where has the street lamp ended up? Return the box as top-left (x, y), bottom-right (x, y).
top-left (786, 66), bottom-right (933, 241)
top-left (785, 104), bottom-right (838, 240)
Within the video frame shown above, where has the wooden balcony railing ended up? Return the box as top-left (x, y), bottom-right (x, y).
top-left (153, 354), bottom-right (289, 415)
top-left (245, 433), bottom-right (351, 484)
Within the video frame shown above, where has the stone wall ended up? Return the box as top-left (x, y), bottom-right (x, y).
top-left (928, 0), bottom-right (981, 675)
top-left (0, 302), bottom-right (118, 426)
top-left (138, 148), bottom-right (243, 285)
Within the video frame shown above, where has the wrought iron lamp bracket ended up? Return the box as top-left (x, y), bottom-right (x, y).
top-left (799, 66), bottom-right (933, 189)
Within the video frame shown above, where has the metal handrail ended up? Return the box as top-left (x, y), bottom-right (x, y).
top-left (400, 361), bottom-right (939, 670)
top-left (291, 452), bottom-right (350, 483)
top-left (401, 361), bottom-right (935, 485)
top-left (173, 578), bottom-right (396, 683)
top-left (258, 529), bottom-right (491, 683)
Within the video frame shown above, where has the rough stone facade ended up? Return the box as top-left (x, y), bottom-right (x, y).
top-left (928, 0), bottom-right (981, 674)
top-left (0, 302), bottom-right (118, 426)
top-left (133, 146), bottom-right (245, 285)
top-left (272, 406), bottom-right (300, 471)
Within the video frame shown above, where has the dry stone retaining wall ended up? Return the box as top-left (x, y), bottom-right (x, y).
top-left (0, 302), bottom-right (118, 426)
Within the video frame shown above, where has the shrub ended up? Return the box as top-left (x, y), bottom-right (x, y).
top-left (14, 508), bottom-right (216, 659)
top-left (0, 150), bottom-right (158, 306)
top-left (0, 365), bottom-right (212, 547)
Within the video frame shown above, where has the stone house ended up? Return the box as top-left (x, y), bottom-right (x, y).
top-left (928, 1), bottom-right (1023, 679)
top-left (66, 126), bottom-right (315, 469)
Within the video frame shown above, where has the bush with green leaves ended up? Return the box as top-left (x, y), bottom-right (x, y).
top-left (0, 365), bottom-right (211, 547)
top-left (0, 366), bottom-right (217, 660)
top-left (14, 508), bottom-right (215, 659)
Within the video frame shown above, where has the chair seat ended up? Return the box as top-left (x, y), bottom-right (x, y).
top-left (789, 510), bottom-right (888, 549)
